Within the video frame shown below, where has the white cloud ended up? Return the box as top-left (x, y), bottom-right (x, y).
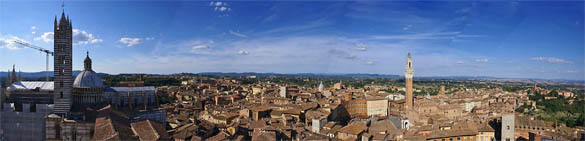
top-left (371, 32), bottom-right (480, 40)
top-left (191, 45), bottom-right (211, 53)
top-left (456, 61), bottom-right (465, 64)
top-left (355, 43), bottom-right (367, 51)
top-left (211, 1), bottom-right (231, 12)
top-left (329, 49), bottom-right (357, 60)
top-left (238, 50), bottom-right (249, 55)
top-left (262, 19), bottom-right (329, 35)
top-left (31, 31), bottom-right (36, 35)
top-left (145, 37), bottom-right (155, 40)
top-left (218, 7), bottom-right (230, 12)
top-left (403, 24), bottom-right (413, 31)
top-left (30, 26), bottom-right (37, 30)
top-left (192, 45), bottom-right (210, 49)
top-left (567, 70), bottom-right (577, 73)
top-left (35, 32), bottom-right (53, 42)
top-left (73, 29), bottom-right (103, 44)
top-left (0, 36), bottom-right (24, 50)
top-left (531, 57), bottom-right (573, 64)
top-left (34, 29), bottom-right (103, 45)
top-left (229, 30), bottom-right (247, 38)
top-left (119, 37), bottom-right (142, 47)
top-left (475, 58), bottom-right (488, 63)
top-left (366, 61), bottom-right (375, 65)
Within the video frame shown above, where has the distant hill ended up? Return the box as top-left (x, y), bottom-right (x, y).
top-left (0, 70), bottom-right (109, 79)
top-left (198, 72), bottom-right (401, 79)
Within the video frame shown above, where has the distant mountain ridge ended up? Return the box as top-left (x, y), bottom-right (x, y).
top-left (1, 71), bottom-right (582, 84)
top-left (0, 71), bottom-right (109, 79)
top-left (198, 72), bottom-right (401, 79)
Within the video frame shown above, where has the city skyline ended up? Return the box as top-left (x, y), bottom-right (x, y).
top-left (0, 1), bottom-right (583, 80)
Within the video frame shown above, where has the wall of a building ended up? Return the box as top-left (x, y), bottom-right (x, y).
top-left (502, 114), bottom-right (515, 141)
top-left (1, 103), bottom-right (53, 141)
top-left (366, 99), bottom-right (388, 117)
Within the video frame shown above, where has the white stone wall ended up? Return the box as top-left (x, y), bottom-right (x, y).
top-left (1, 103), bottom-right (53, 141)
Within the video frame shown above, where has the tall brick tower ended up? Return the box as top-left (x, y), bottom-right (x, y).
top-left (404, 53), bottom-right (414, 111)
top-left (53, 11), bottom-right (73, 115)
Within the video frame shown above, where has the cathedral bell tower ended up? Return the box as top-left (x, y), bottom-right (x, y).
top-left (53, 11), bottom-right (73, 115)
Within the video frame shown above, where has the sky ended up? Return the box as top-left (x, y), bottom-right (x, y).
top-left (0, 0), bottom-right (583, 80)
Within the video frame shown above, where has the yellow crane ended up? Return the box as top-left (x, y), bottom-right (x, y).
top-left (13, 40), bottom-right (53, 81)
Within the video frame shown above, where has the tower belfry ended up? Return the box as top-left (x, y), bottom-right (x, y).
top-left (53, 10), bottom-right (73, 115)
top-left (404, 53), bottom-right (414, 111)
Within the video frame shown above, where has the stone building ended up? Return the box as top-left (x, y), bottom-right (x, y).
top-left (366, 97), bottom-right (388, 117)
top-left (45, 114), bottom-right (94, 141)
top-left (0, 103), bottom-right (53, 140)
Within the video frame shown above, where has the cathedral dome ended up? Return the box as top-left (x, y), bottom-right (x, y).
top-left (73, 52), bottom-right (105, 88)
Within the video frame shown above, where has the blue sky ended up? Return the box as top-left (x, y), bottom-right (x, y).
top-left (0, 0), bottom-right (583, 80)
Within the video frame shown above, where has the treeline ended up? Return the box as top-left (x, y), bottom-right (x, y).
top-left (527, 90), bottom-right (585, 127)
top-left (102, 76), bottom-right (181, 87)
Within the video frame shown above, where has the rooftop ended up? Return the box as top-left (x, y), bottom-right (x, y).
top-left (7, 81), bottom-right (54, 91)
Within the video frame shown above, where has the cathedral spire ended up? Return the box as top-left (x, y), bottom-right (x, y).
top-left (11, 65), bottom-right (16, 83)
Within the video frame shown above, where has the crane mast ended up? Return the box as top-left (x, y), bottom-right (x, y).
top-left (13, 40), bottom-right (53, 81)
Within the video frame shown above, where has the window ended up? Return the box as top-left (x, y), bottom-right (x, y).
top-left (507, 125), bottom-right (510, 130)
top-left (60, 81), bottom-right (63, 87)
top-left (60, 92), bottom-right (63, 98)
top-left (60, 56), bottom-right (66, 64)
top-left (57, 44), bottom-right (64, 52)
top-left (30, 104), bottom-right (36, 112)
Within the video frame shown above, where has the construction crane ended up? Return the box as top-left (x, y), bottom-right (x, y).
top-left (13, 40), bottom-right (53, 81)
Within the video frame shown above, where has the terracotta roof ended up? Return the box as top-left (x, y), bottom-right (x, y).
top-left (93, 105), bottom-right (137, 141)
top-left (249, 105), bottom-right (272, 112)
top-left (93, 117), bottom-right (119, 141)
top-left (477, 122), bottom-right (495, 132)
top-left (248, 120), bottom-right (267, 129)
top-left (252, 130), bottom-right (276, 141)
top-left (338, 122), bottom-right (367, 135)
top-left (130, 120), bottom-right (170, 141)
top-left (206, 131), bottom-right (230, 141)
top-left (368, 120), bottom-right (398, 134)
top-left (426, 129), bottom-right (478, 139)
